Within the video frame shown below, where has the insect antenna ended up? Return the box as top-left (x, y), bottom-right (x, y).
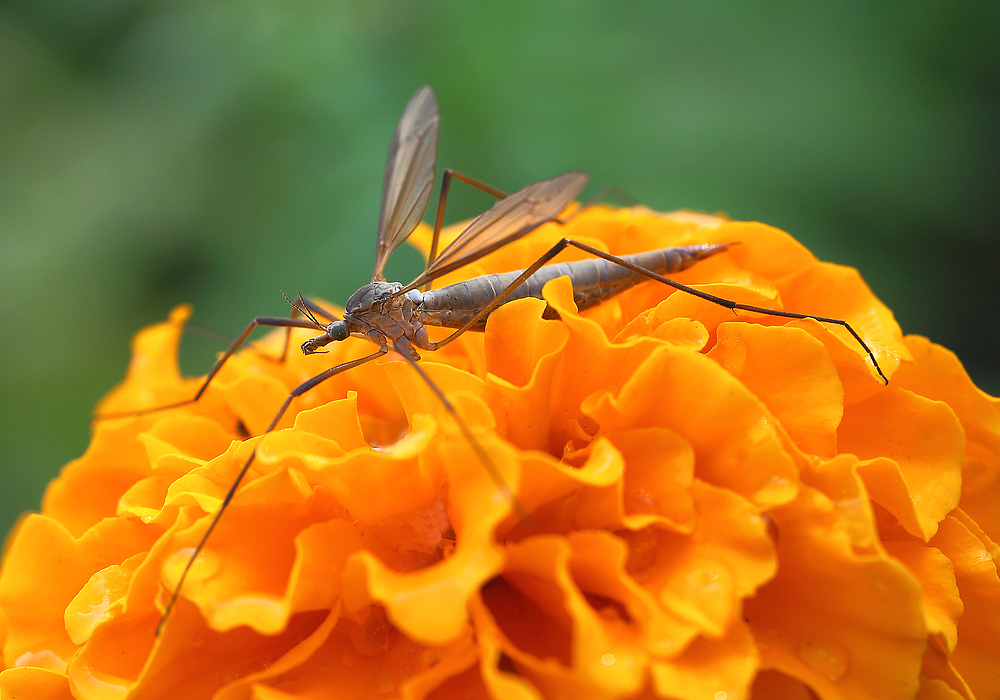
top-left (279, 288), bottom-right (325, 330)
top-left (298, 295), bottom-right (326, 329)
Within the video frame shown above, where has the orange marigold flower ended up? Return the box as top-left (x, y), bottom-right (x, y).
top-left (1, 206), bottom-right (998, 700)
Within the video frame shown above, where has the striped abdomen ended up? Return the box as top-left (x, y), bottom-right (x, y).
top-left (415, 243), bottom-right (731, 330)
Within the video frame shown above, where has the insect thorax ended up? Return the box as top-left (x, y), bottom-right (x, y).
top-left (343, 281), bottom-right (422, 344)
top-left (345, 281), bottom-right (405, 314)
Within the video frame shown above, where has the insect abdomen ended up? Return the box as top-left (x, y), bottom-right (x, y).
top-left (417, 243), bottom-right (731, 330)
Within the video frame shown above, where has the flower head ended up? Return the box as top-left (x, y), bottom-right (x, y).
top-left (1, 206), bottom-right (997, 699)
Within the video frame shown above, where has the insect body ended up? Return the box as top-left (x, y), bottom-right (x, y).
top-left (303, 242), bottom-right (732, 359)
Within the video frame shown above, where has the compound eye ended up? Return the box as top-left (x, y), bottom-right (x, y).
top-left (330, 322), bottom-right (349, 342)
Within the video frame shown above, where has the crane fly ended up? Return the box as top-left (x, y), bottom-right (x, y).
top-left (95, 85), bottom-right (887, 635)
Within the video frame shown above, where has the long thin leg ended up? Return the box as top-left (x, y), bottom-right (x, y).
top-left (187, 316), bottom-right (296, 369)
top-left (94, 315), bottom-right (325, 421)
top-left (393, 340), bottom-right (529, 522)
top-left (157, 344), bottom-right (388, 635)
top-left (427, 169), bottom-right (508, 274)
top-left (272, 305), bottom-right (302, 365)
top-left (421, 238), bottom-right (888, 384)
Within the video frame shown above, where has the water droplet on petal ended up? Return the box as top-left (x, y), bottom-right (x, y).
top-left (601, 654), bottom-right (615, 665)
top-left (796, 639), bottom-right (849, 681)
top-left (754, 475), bottom-right (794, 503)
top-left (715, 335), bottom-right (746, 375)
top-left (678, 564), bottom-right (733, 628)
top-left (14, 650), bottom-right (66, 673)
top-left (164, 547), bottom-right (221, 589)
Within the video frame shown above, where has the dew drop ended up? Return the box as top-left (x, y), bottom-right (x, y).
top-left (14, 650), bottom-right (66, 673)
top-left (715, 335), bottom-right (746, 375)
top-left (796, 639), bottom-right (849, 681)
top-left (680, 564), bottom-right (733, 625)
top-left (715, 692), bottom-right (728, 700)
top-left (164, 547), bottom-right (221, 588)
top-left (624, 486), bottom-right (656, 514)
top-left (754, 475), bottom-right (794, 503)
top-left (601, 653), bottom-right (615, 665)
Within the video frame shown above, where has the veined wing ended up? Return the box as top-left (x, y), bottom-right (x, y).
top-left (406, 171), bottom-right (588, 290)
top-left (372, 86), bottom-right (440, 282)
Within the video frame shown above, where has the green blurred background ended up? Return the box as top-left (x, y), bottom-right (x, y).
top-left (2, 1), bottom-right (998, 540)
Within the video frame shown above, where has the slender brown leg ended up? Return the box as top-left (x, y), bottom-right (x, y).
top-left (427, 169), bottom-right (508, 277)
top-left (94, 315), bottom-right (325, 421)
top-left (420, 237), bottom-right (888, 384)
top-left (393, 340), bottom-right (529, 522)
top-left (271, 304), bottom-right (302, 365)
top-left (157, 344), bottom-right (388, 635)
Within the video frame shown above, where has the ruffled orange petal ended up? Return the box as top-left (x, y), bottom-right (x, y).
top-left (894, 336), bottom-right (1000, 543)
top-left (630, 481), bottom-right (776, 638)
top-left (776, 261), bottom-right (908, 385)
top-left (841, 387), bottom-right (964, 540)
top-left (707, 322), bottom-right (844, 457)
top-left (574, 428), bottom-right (696, 533)
top-left (929, 514), bottom-right (1000, 699)
top-left (478, 535), bottom-right (648, 698)
top-left (41, 421), bottom-right (155, 538)
top-left (485, 297), bottom-right (570, 451)
top-left (506, 439), bottom-right (623, 535)
top-left (650, 619), bottom-right (758, 700)
top-left (160, 466), bottom-right (350, 634)
top-left (0, 666), bottom-right (74, 700)
top-left (918, 638), bottom-right (975, 700)
top-left (340, 433), bottom-right (515, 645)
top-left (882, 541), bottom-right (962, 652)
top-left (745, 478), bottom-right (927, 700)
top-left (584, 342), bottom-right (798, 507)
top-left (0, 514), bottom-right (161, 667)
top-left (708, 222), bottom-right (817, 279)
top-left (110, 607), bottom-right (327, 698)
top-left (3, 203), bottom-right (992, 699)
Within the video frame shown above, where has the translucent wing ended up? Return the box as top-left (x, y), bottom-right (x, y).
top-left (372, 86), bottom-right (440, 282)
top-left (407, 171), bottom-right (588, 289)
